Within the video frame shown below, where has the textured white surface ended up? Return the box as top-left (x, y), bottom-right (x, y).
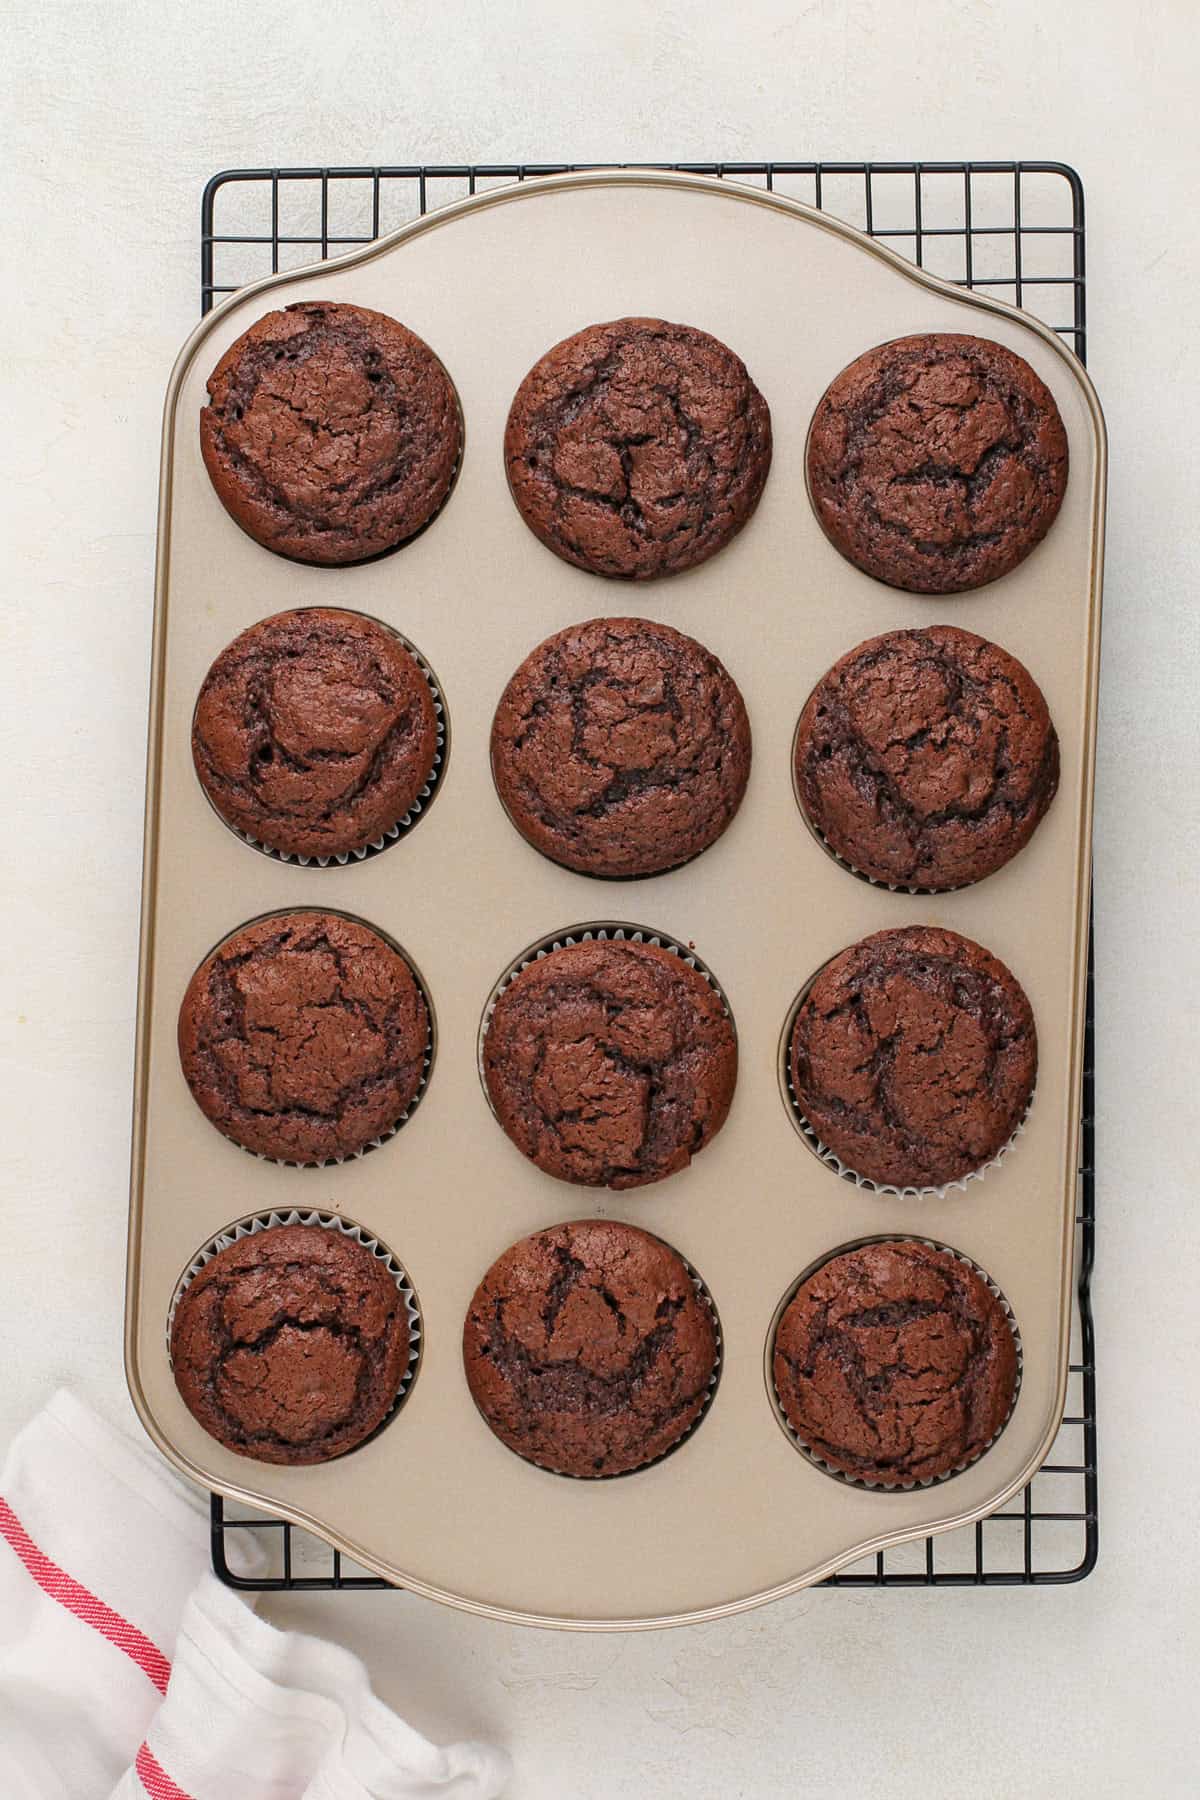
top-left (1, 1), bottom-right (1196, 1794)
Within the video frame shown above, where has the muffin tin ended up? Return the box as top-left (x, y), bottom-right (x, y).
top-left (126, 169), bottom-right (1105, 1628)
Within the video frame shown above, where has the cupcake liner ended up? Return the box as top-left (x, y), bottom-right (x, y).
top-left (190, 907), bottom-right (435, 1172)
top-left (768, 1234), bottom-right (1023, 1492)
top-left (494, 1233), bottom-right (724, 1483)
top-left (777, 970), bottom-right (1034, 1201)
top-left (202, 616), bottom-right (449, 869)
top-left (477, 920), bottom-right (734, 1108)
top-left (167, 1208), bottom-right (423, 1446)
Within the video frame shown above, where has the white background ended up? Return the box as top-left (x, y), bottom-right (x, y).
top-left (1, 3), bottom-right (1196, 1794)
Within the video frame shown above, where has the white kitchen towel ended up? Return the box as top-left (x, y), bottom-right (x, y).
top-left (0, 1390), bottom-right (510, 1800)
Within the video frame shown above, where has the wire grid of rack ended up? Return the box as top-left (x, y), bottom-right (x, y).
top-left (202, 162), bottom-right (1097, 1593)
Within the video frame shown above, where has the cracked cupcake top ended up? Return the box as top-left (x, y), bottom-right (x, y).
top-left (773, 1240), bottom-right (1018, 1486)
top-left (178, 911), bottom-right (429, 1165)
top-left (463, 1220), bottom-right (718, 1477)
top-left (192, 608), bottom-right (440, 861)
top-left (491, 617), bottom-right (751, 878)
top-left (171, 1223), bottom-right (409, 1465)
top-left (482, 937), bottom-right (736, 1190)
top-left (504, 317), bottom-right (772, 580)
top-left (794, 625), bottom-right (1059, 890)
top-left (200, 301), bottom-right (461, 565)
top-left (806, 333), bottom-right (1068, 594)
top-left (789, 926), bottom-right (1036, 1190)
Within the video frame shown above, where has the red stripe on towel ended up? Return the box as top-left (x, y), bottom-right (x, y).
top-left (0, 1492), bottom-right (172, 1695)
top-left (136, 1742), bottom-right (195, 1800)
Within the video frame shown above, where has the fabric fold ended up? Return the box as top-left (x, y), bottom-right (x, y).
top-left (0, 1390), bottom-right (509, 1800)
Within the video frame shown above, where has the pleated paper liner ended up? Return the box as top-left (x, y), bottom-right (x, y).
top-left (476, 920), bottom-right (736, 1120)
top-left (167, 1207), bottom-right (423, 1457)
top-left (185, 906), bottom-right (435, 1171)
top-left (766, 1234), bottom-right (1023, 1492)
top-left (194, 612), bottom-right (449, 868)
top-left (777, 964), bottom-right (1034, 1201)
top-left (467, 1224), bottom-right (724, 1482)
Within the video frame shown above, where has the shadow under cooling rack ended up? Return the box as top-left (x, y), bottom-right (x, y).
top-left (202, 160), bottom-right (1096, 1593)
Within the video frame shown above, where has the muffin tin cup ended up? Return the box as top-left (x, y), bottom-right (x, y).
top-left (777, 966), bottom-right (1034, 1201)
top-left (477, 1229), bottom-right (724, 1483)
top-left (167, 1208), bottom-right (424, 1453)
top-left (477, 921), bottom-right (735, 1119)
top-left (196, 612), bottom-right (450, 870)
top-left (184, 906), bottom-right (436, 1171)
top-left (766, 1234), bottom-right (1024, 1492)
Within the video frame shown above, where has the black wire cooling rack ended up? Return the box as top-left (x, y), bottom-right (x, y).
top-left (202, 162), bottom-right (1097, 1592)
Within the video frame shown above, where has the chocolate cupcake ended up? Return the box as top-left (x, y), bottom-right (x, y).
top-left (773, 1240), bottom-right (1019, 1487)
top-left (193, 608), bottom-right (441, 861)
top-left (505, 317), bottom-right (772, 579)
top-left (794, 626), bottom-right (1059, 890)
top-left (788, 926), bottom-right (1035, 1190)
top-left (491, 617), bottom-right (751, 878)
top-left (200, 301), bottom-right (461, 564)
top-left (171, 1221), bottom-right (411, 1465)
top-left (179, 911), bottom-right (430, 1164)
top-left (481, 935), bottom-right (736, 1189)
top-left (463, 1219), bottom-right (719, 1477)
top-left (806, 333), bottom-right (1068, 593)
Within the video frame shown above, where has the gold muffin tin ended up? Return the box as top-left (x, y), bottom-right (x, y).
top-left (126, 169), bottom-right (1105, 1629)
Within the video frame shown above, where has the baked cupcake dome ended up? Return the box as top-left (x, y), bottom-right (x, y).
top-left (806, 332), bottom-right (1068, 594)
top-left (193, 608), bottom-right (441, 861)
top-left (200, 301), bottom-right (461, 564)
top-left (773, 1240), bottom-right (1019, 1486)
top-left (178, 911), bottom-right (430, 1165)
top-left (794, 625), bottom-right (1059, 890)
top-left (481, 935), bottom-right (737, 1190)
top-left (491, 616), bottom-right (751, 878)
top-left (505, 317), bottom-right (772, 580)
top-left (171, 1222), bottom-right (411, 1466)
top-left (788, 926), bottom-right (1036, 1190)
top-left (463, 1219), bottom-right (719, 1477)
